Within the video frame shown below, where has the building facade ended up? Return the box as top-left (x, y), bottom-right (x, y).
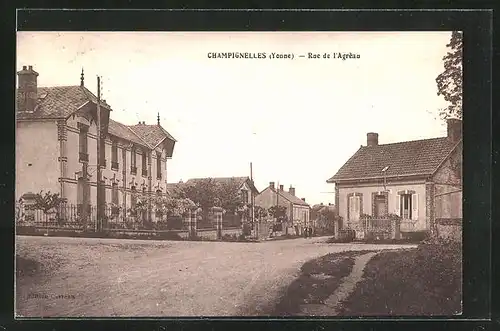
top-left (326, 119), bottom-right (463, 237)
top-left (255, 182), bottom-right (310, 233)
top-left (16, 65), bottom-right (177, 215)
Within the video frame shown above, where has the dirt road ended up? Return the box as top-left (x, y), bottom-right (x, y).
top-left (15, 235), bottom-right (414, 317)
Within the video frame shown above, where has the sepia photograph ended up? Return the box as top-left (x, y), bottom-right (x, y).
top-left (15, 31), bottom-right (463, 318)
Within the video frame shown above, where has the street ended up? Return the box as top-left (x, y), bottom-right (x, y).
top-left (16, 235), bottom-right (411, 317)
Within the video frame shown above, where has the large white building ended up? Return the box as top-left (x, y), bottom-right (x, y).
top-left (16, 65), bottom-right (176, 216)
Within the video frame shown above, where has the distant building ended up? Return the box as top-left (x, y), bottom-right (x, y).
top-left (183, 177), bottom-right (259, 205)
top-left (255, 182), bottom-right (310, 231)
top-left (311, 203), bottom-right (336, 221)
top-left (326, 119), bottom-right (462, 238)
top-left (16, 65), bottom-right (176, 214)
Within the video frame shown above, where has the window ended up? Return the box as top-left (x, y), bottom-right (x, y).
top-left (77, 178), bottom-right (85, 214)
top-left (131, 146), bottom-right (137, 174)
top-left (111, 141), bottom-right (119, 170)
top-left (398, 193), bottom-right (418, 220)
top-left (142, 150), bottom-right (148, 176)
top-left (99, 182), bottom-right (106, 206)
top-left (112, 183), bottom-right (119, 205)
top-left (78, 127), bottom-right (88, 162)
top-left (156, 152), bottom-right (162, 179)
top-left (373, 194), bottom-right (388, 218)
top-left (241, 190), bottom-right (249, 204)
top-left (131, 186), bottom-right (137, 208)
top-left (348, 195), bottom-right (361, 221)
top-left (99, 139), bottom-right (106, 167)
top-left (400, 194), bottom-right (412, 219)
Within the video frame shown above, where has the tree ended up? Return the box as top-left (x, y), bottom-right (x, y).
top-left (27, 190), bottom-right (66, 226)
top-left (217, 178), bottom-right (246, 214)
top-left (163, 196), bottom-right (196, 217)
top-left (30, 190), bottom-right (65, 214)
top-left (436, 31), bottom-right (463, 120)
top-left (254, 206), bottom-right (268, 220)
top-left (268, 205), bottom-right (287, 221)
top-left (180, 178), bottom-right (220, 211)
top-left (319, 207), bottom-right (336, 222)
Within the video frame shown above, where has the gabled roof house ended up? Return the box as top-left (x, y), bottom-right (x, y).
top-left (255, 182), bottom-right (310, 228)
top-left (326, 119), bottom-right (462, 237)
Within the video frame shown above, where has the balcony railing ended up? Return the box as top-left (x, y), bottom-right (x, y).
top-left (111, 161), bottom-right (119, 170)
top-left (79, 152), bottom-right (89, 162)
top-left (142, 169), bottom-right (148, 177)
top-left (131, 166), bottom-right (137, 175)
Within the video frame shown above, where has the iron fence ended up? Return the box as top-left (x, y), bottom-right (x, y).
top-left (362, 217), bottom-right (392, 233)
top-left (15, 202), bottom-right (189, 231)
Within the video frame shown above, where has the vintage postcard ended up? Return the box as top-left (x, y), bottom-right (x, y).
top-left (15, 31), bottom-right (462, 318)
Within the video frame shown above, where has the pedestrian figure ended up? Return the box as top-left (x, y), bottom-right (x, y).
top-left (309, 227), bottom-right (313, 238)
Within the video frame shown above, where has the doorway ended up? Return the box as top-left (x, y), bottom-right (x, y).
top-left (374, 195), bottom-right (388, 218)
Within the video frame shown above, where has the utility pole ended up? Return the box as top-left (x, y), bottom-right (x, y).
top-left (276, 180), bottom-right (279, 235)
top-left (96, 75), bottom-right (102, 232)
top-left (250, 162), bottom-right (256, 239)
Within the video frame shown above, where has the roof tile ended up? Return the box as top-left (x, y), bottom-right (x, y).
top-left (327, 137), bottom-right (459, 182)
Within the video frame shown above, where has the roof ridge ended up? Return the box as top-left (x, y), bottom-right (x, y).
top-left (271, 187), bottom-right (309, 206)
top-left (429, 138), bottom-right (463, 177)
top-left (37, 85), bottom-right (80, 89)
top-left (373, 136), bottom-right (448, 147)
top-left (126, 125), bottom-right (153, 149)
top-left (327, 135), bottom-right (457, 183)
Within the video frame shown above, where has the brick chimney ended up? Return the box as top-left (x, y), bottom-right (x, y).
top-left (279, 184), bottom-right (284, 191)
top-left (367, 132), bottom-right (379, 147)
top-left (269, 182), bottom-right (275, 189)
top-left (447, 118), bottom-right (462, 143)
top-left (17, 65), bottom-right (39, 113)
top-left (289, 186), bottom-right (295, 196)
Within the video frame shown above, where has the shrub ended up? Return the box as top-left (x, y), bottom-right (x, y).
top-left (339, 229), bottom-right (356, 242)
top-left (242, 223), bottom-right (252, 236)
top-left (157, 231), bottom-right (184, 241)
top-left (403, 231), bottom-right (430, 243)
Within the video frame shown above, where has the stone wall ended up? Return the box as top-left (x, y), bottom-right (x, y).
top-left (435, 218), bottom-right (462, 242)
top-left (197, 227), bottom-right (242, 240)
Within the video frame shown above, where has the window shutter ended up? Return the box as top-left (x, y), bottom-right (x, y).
top-left (348, 196), bottom-right (353, 221)
top-left (395, 194), bottom-right (400, 216)
top-left (412, 193), bottom-right (419, 220)
top-left (354, 196), bottom-right (361, 221)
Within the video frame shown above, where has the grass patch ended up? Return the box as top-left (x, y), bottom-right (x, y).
top-left (326, 237), bottom-right (427, 245)
top-left (16, 255), bottom-right (40, 277)
top-left (272, 251), bottom-right (371, 316)
top-left (337, 239), bottom-right (462, 316)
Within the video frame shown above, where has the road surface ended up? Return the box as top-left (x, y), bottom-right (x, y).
top-left (15, 235), bottom-right (413, 317)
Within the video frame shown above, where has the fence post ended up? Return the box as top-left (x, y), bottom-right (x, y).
top-left (212, 207), bottom-right (223, 240)
top-left (334, 218), bottom-right (339, 239)
top-left (391, 218), bottom-right (401, 240)
top-left (185, 207), bottom-right (199, 239)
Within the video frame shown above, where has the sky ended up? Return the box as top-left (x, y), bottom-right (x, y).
top-left (16, 31), bottom-right (452, 205)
